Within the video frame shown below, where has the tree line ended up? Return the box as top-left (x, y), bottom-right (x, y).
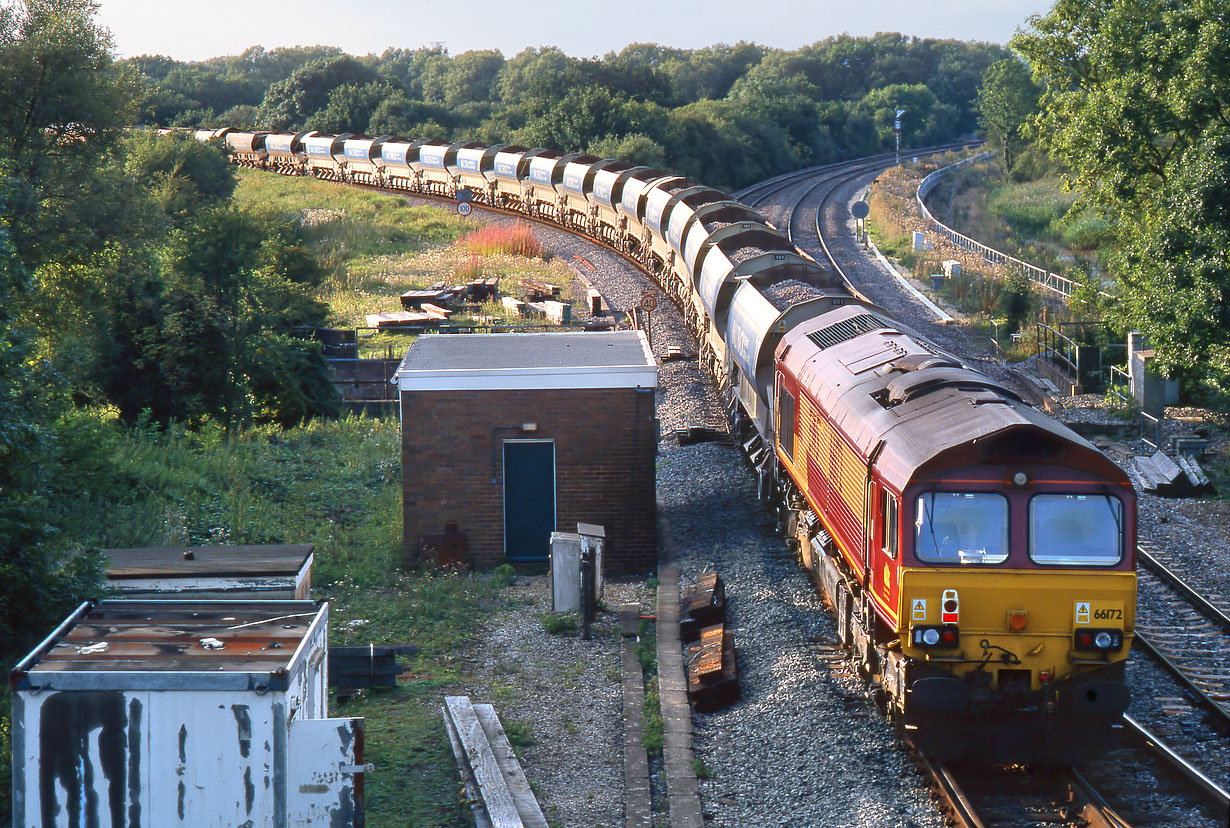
top-left (974, 0), bottom-right (1230, 395)
top-left (0, 0), bottom-right (342, 680)
top-left (128, 36), bottom-right (1009, 191)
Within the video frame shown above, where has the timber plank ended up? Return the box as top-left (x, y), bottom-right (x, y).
top-left (444, 696), bottom-right (525, 828)
top-left (443, 706), bottom-right (496, 828)
top-left (474, 704), bottom-right (549, 828)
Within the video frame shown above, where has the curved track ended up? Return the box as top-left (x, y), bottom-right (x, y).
top-left (745, 155), bottom-right (1230, 828)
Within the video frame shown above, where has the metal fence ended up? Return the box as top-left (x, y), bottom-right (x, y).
top-left (1035, 322), bottom-right (1125, 394)
top-left (915, 153), bottom-right (1113, 301)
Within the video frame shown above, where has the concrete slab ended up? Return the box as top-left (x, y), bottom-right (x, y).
top-left (655, 505), bottom-right (706, 828)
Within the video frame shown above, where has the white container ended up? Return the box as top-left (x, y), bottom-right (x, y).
top-left (10, 599), bottom-right (364, 827)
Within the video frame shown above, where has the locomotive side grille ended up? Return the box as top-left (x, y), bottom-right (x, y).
top-left (807, 313), bottom-right (886, 350)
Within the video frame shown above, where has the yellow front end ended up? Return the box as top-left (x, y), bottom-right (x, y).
top-left (900, 568), bottom-right (1136, 690)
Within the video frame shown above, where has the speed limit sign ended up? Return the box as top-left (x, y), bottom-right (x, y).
top-left (457, 202), bottom-right (472, 217)
top-left (640, 293), bottom-right (658, 312)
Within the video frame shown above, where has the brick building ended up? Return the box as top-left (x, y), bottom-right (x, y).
top-left (395, 330), bottom-right (658, 574)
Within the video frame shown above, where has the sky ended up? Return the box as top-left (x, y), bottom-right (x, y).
top-left (93, 0), bottom-right (1057, 63)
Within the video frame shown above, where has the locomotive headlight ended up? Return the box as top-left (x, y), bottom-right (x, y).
top-left (1073, 628), bottom-right (1123, 652)
top-left (912, 625), bottom-right (959, 648)
top-left (1012, 471), bottom-right (1029, 487)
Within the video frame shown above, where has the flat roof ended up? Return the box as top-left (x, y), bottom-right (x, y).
top-left (11, 601), bottom-right (324, 688)
top-left (395, 330), bottom-right (657, 392)
top-left (102, 544), bottom-right (313, 579)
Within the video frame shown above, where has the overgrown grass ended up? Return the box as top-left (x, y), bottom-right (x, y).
top-left (9, 407), bottom-right (511, 828)
top-left (541, 612), bottom-right (579, 635)
top-left (233, 170), bottom-right (578, 329)
top-left (458, 222), bottom-right (545, 259)
top-left (989, 179), bottom-right (1077, 238)
top-left (643, 677), bottom-right (664, 757)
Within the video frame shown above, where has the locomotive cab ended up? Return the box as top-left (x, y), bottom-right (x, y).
top-left (886, 454), bottom-right (1136, 764)
top-left (774, 309), bottom-right (1138, 765)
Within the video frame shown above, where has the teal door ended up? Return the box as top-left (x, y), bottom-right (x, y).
top-left (503, 441), bottom-right (556, 564)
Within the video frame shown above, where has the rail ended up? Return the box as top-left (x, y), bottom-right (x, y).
top-left (915, 152), bottom-right (1115, 301)
top-left (1122, 714), bottom-right (1230, 810)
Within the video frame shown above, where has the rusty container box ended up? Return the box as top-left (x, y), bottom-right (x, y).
top-left (10, 599), bottom-right (364, 827)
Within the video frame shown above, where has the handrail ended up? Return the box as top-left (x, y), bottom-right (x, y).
top-left (914, 152), bottom-right (1114, 301)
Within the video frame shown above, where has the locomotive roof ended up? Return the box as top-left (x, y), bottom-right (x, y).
top-left (777, 305), bottom-right (1129, 492)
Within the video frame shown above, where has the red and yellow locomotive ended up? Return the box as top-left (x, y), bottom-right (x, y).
top-left (774, 305), bottom-right (1135, 764)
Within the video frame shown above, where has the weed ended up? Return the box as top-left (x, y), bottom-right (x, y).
top-left (491, 563), bottom-right (516, 587)
top-left (541, 612), bottom-right (579, 635)
top-left (502, 718), bottom-right (536, 750)
top-left (635, 622), bottom-right (657, 675)
top-left (563, 717), bottom-right (579, 735)
top-left (454, 253), bottom-right (484, 282)
top-left (642, 677), bottom-right (664, 757)
top-left (561, 661), bottom-right (587, 689)
top-left (692, 758), bottom-right (712, 779)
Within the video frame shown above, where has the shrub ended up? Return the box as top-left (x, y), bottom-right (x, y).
top-left (541, 612), bottom-right (578, 635)
top-left (491, 563), bottom-right (516, 587)
top-left (458, 223), bottom-right (544, 259)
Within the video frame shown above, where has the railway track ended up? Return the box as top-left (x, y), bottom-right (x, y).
top-left (1135, 543), bottom-right (1230, 726)
top-left (753, 159), bottom-right (1230, 828)
top-left (913, 714), bottom-right (1227, 828)
top-left (918, 754), bottom-right (1129, 828)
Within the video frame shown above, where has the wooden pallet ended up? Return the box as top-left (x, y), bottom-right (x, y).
top-left (442, 696), bottom-right (548, 828)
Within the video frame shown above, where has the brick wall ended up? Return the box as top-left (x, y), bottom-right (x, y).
top-left (401, 386), bottom-right (658, 574)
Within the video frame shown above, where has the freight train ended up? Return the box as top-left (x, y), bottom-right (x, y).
top-left (197, 127), bottom-right (1137, 764)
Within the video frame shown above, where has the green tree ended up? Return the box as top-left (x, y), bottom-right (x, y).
top-left (858, 83), bottom-right (953, 148)
top-left (419, 49), bottom-right (504, 107)
top-left (256, 55), bottom-right (383, 130)
top-left (0, 170), bottom-right (105, 718)
top-left (0, 0), bottom-right (140, 267)
top-left (1110, 137), bottom-right (1230, 383)
top-left (1015, 0), bottom-right (1230, 385)
top-left (155, 207), bottom-right (338, 430)
top-left (976, 58), bottom-right (1040, 170)
top-left (121, 129), bottom-right (236, 226)
top-left (305, 80), bottom-right (394, 134)
top-left (662, 42), bottom-right (765, 103)
top-left (587, 133), bottom-right (666, 167)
